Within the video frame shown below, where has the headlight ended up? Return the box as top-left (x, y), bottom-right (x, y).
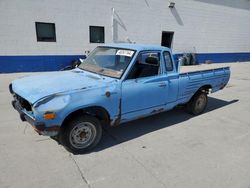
top-left (33, 95), bottom-right (71, 112)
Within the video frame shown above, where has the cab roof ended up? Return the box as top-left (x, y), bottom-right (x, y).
top-left (99, 43), bottom-right (171, 52)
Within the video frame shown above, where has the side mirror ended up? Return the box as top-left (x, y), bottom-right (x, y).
top-left (176, 57), bottom-right (184, 72)
top-left (72, 59), bottom-right (82, 68)
top-left (79, 58), bottom-right (84, 63)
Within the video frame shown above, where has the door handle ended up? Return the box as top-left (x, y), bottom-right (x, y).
top-left (158, 82), bottom-right (167, 88)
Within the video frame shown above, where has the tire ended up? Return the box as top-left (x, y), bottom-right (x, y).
top-left (61, 115), bottom-right (102, 153)
top-left (186, 92), bottom-right (208, 115)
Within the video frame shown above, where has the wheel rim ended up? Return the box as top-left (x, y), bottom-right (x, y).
top-left (195, 94), bottom-right (206, 113)
top-left (69, 122), bottom-right (97, 149)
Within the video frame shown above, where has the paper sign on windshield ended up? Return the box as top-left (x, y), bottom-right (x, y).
top-left (116, 50), bottom-right (134, 57)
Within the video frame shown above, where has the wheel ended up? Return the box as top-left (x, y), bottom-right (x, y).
top-left (61, 115), bottom-right (102, 153)
top-left (186, 92), bottom-right (208, 115)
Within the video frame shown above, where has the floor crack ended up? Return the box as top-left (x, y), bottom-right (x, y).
top-left (69, 153), bottom-right (91, 188)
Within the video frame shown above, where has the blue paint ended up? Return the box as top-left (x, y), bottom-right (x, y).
top-left (0, 55), bottom-right (86, 73)
top-left (10, 44), bottom-right (230, 138)
top-left (196, 52), bottom-right (250, 64)
top-left (11, 68), bottom-right (120, 131)
top-left (11, 69), bottom-right (116, 104)
top-left (173, 52), bottom-right (250, 64)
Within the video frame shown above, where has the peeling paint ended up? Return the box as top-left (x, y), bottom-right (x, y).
top-left (32, 124), bottom-right (60, 136)
top-left (151, 108), bottom-right (164, 114)
top-left (113, 98), bottom-right (122, 126)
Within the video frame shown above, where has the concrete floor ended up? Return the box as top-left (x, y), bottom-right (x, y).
top-left (0, 62), bottom-right (250, 188)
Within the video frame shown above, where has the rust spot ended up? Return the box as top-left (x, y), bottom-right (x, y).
top-left (151, 108), bottom-right (164, 114)
top-left (45, 126), bottom-right (60, 132)
top-left (113, 98), bottom-right (122, 126)
top-left (32, 124), bottom-right (60, 132)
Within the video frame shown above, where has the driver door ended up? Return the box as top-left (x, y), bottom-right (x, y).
top-left (121, 51), bottom-right (168, 121)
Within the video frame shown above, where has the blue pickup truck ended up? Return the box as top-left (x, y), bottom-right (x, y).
top-left (10, 44), bottom-right (230, 153)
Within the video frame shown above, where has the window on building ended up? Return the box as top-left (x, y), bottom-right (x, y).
top-left (164, 51), bottom-right (174, 71)
top-left (161, 31), bottom-right (174, 48)
top-left (89, 26), bottom-right (105, 43)
top-left (35, 22), bottom-right (56, 42)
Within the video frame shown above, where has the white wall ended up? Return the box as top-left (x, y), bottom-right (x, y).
top-left (0, 0), bottom-right (250, 55)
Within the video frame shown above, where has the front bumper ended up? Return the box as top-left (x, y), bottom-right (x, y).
top-left (12, 100), bottom-right (60, 136)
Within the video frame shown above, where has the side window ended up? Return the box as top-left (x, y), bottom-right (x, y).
top-left (127, 52), bottom-right (160, 79)
top-left (164, 51), bottom-right (173, 71)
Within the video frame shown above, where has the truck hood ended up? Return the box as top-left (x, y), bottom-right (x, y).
top-left (11, 69), bottom-right (116, 104)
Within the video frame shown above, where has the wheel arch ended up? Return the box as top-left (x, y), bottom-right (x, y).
top-left (197, 84), bottom-right (212, 94)
top-left (61, 106), bottom-right (111, 129)
top-left (188, 84), bottom-right (212, 102)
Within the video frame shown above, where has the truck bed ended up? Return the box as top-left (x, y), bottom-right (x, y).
top-left (180, 63), bottom-right (230, 74)
top-left (176, 63), bottom-right (231, 107)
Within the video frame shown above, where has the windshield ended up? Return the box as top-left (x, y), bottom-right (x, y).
top-left (78, 47), bottom-right (135, 78)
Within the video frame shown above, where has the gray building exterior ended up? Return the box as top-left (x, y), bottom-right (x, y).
top-left (0, 0), bottom-right (250, 72)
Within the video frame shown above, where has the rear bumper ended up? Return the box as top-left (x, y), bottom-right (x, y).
top-left (12, 100), bottom-right (60, 136)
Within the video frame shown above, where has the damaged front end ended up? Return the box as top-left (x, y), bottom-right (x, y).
top-left (10, 83), bottom-right (67, 136)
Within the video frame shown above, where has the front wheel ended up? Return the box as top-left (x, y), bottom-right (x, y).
top-left (61, 115), bottom-right (102, 153)
top-left (186, 92), bottom-right (208, 115)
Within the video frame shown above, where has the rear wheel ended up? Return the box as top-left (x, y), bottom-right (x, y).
top-left (186, 92), bottom-right (208, 115)
top-left (61, 115), bottom-right (102, 153)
